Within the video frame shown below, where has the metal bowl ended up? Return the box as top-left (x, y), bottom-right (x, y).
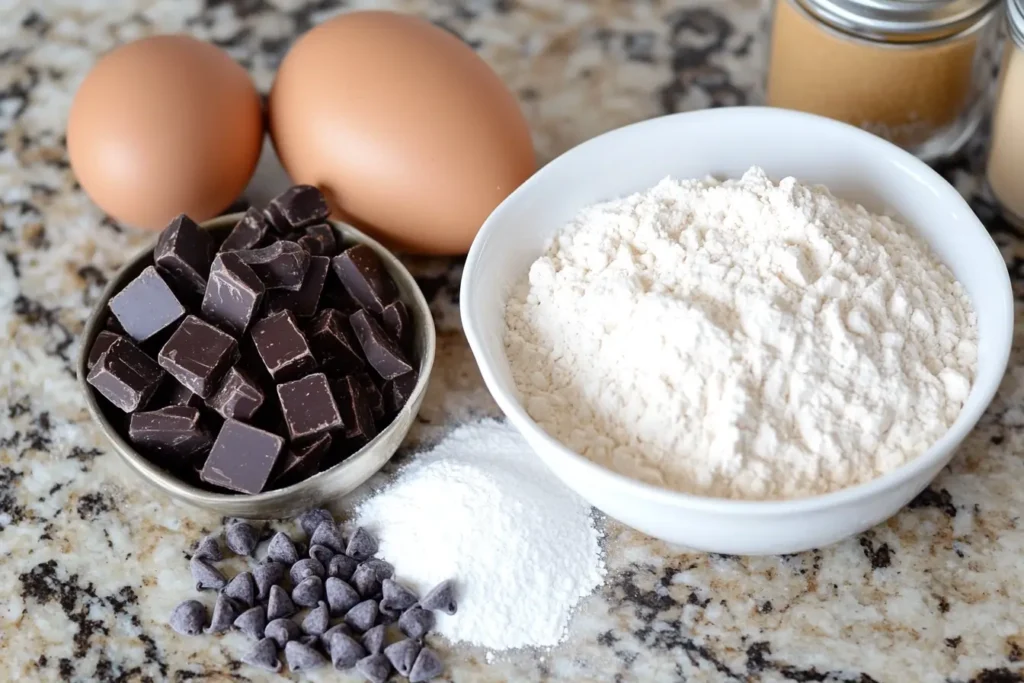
top-left (77, 213), bottom-right (436, 518)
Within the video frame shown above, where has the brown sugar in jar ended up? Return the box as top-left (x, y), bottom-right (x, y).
top-left (766, 0), bottom-right (1001, 160)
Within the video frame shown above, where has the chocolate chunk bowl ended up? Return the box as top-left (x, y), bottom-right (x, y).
top-left (77, 206), bottom-right (435, 518)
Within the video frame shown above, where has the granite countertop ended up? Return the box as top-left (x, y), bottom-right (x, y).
top-left (1, 1), bottom-right (1022, 682)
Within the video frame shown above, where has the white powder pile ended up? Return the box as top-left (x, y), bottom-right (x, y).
top-left (355, 419), bottom-right (605, 651)
top-left (505, 167), bottom-right (978, 500)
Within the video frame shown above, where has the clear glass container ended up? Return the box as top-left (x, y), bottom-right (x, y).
top-left (765, 0), bottom-right (1002, 161)
top-left (987, 0), bottom-right (1024, 226)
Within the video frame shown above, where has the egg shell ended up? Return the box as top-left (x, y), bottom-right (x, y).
top-left (67, 35), bottom-right (264, 230)
top-left (268, 11), bottom-right (536, 255)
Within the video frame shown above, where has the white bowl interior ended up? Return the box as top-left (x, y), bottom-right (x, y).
top-left (461, 108), bottom-right (1011, 552)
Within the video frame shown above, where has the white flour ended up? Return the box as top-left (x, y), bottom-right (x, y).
top-left (354, 419), bottom-right (605, 651)
top-left (504, 167), bottom-right (977, 500)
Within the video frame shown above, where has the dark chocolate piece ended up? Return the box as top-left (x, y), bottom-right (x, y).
top-left (308, 309), bottom-right (365, 374)
top-left (158, 315), bottom-right (239, 398)
top-left (268, 255), bottom-right (329, 318)
top-left (158, 380), bottom-right (202, 409)
top-left (109, 266), bottom-right (186, 342)
top-left (104, 312), bottom-right (125, 334)
top-left (319, 277), bottom-right (360, 314)
top-left (330, 244), bottom-right (398, 314)
top-left (381, 300), bottom-right (413, 355)
top-left (332, 376), bottom-right (377, 444)
top-left (297, 224), bottom-right (337, 256)
top-left (87, 330), bottom-right (122, 369)
top-left (354, 372), bottom-right (385, 421)
top-left (200, 419), bottom-right (284, 494)
top-left (87, 337), bottom-right (164, 412)
top-left (206, 367), bottom-right (264, 421)
top-left (350, 309), bottom-right (413, 380)
top-left (201, 252), bottom-right (265, 336)
top-left (382, 371), bottom-right (418, 415)
top-left (264, 185), bottom-right (330, 233)
top-left (154, 214), bottom-right (214, 296)
top-left (237, 241), bottom-right (310, 291)
top-left (251, 310), bottom-right (317, 381)
top-left (128, 406), bottom-right (211, 458)
top-left (271, 434), bottom-right (331, 488)
top-left (220, 207), bottom-right (269, 253)
top-left (277, 373), bottom-right (343, 441)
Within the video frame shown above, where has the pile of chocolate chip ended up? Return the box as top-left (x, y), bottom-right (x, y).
top-left (85, 185), bottom-right (419, 493)
top-left (169, 509), bottom-right (453, 681)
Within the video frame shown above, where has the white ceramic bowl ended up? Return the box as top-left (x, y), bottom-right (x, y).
top-left (460, 107), bottom-right (1013, 555)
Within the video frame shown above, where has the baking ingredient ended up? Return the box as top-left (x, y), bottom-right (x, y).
top-left (155, 215), bottom-right (215, 296)
top-left (277, 373), bottom-right (344, 441)
top-left (273, 435), bottom-right (332, 488)
top-left (109, 266), bottom-right (185, 342)
top-left (351, 309), bottom-right (414, 379)
top-left (206, 594), bottom-right (238, 633)
top-left (67, 35), bottom-right (263, 230)
top-left (285, 640), bottom-right (327, 671)
top-left (264, 184), bottom-right (331, 233)
top-left (355, 419), bottom-right (605, 651)
top-left (190, 556), bottom-right (226, 590)
top-left (269, 255), bottom-right (331, 317)
top-left (86, 337), bottom-right (164, 412)
top-left (168, 600), bottom-right (206, 635)
top-left (302, 602), bottom-right (330, 636)
top-left (268, 11), bottom-right (536, 255)
top-left (157, 315), bottom-right (239, 398)
top-left (201, 420), bottom-right (285, 493)
top-left (224, 571), bottom-right (256, 606)
top-left (238, 241), bottom-right (311, 291)
top-left (205, 368), bottom-right (264, 421)
top-left (193, 535), bottom-right (223, 561)
top-left (357, 653), bottom-right (392, 683)
top-left (987, 19), bottom-right (1024, 224)
top-left (201, 253), bottom-right (266, 337)
top-left (129, 406), bottom-right (211, 458)
top-left (242, 638), bottom-right (282, 672)
top-left (505, 167), bottom-right (977, 500)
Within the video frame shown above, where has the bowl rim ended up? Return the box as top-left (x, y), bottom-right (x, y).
top-left (77, 212), bottom-right (436, 508)
top-left (461, 106), bottom-right (1014, 515)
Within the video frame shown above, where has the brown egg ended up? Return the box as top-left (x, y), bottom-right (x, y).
top-left (67, 35), bottom-right (264, 230)
top-left (268, 12), bottom-right (536, 255)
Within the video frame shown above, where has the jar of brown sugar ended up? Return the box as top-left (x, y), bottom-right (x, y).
top-left (987, 0), bottom-right (1024, 226)
top-left (765, 0), bottom-right (1001, 160)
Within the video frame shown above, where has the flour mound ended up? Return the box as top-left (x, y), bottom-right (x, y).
top-left (355, 419), bottom-right (605, 651)
top-left (504, 167), bottom-right (978, 500)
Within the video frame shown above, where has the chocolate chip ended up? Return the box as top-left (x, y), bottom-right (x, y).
top-left (308, 544), bottom-right (334, 568)
top-left (87, 330), bottom-right (121, 369)
top-left (270, 434), bottom-right (331, 489)
top-left (241, 637), bottom-right (281, 673)
top-left (265, 618), bottom-right (299, 649)
top-left (267, 531), bottom-right (300, 565)
top-left (109, 266), bottom-right (185, 342)
top-left (298, 508), bottom-right (334, 538)
top-left (284, 639), bottom-right (328, 671)
top-left (267, 584), bottom-right (297, 621)
top-left (381, 579), bottom-right (418, 613)
top-left (409, 647), bottom-right (443, 682)
top-left (290, 558), bottom-right (325, 585)
top-left (129, 406), bottom-right (211, 460)
top-left (237, 241), bottom-right (310, 291)
top-left (225, 522), bottom-right (259, 557)
top-left (384, 638), bottom-right (421, 677)
top-left (310, 521), bottom-right (346, 554)
top-left (398, 606), bottom-right (434, 640)
top-left (297, 634), bottom-right (320, 648)
top-left (157, 315), bottom-right (238, 398)
top-left (383, 371), bottom-right (418, 415)
top-left (154, 214), bottom-right (214, 297)
top-left (201, 252), bottom-right (265, 337)
top-left (350, 310), bottom-right (413, 380)
top-left (378, 603), bottom-right (402, 624)
top-left (344, 599), bottom-right (378, 632)
top-left (169, 600), bottom-right (206, 635)
top-left (297, 223), bottom-right (337, 256)
top-left (268, 254), bottom-right (329, 318)
top-left (292, 576), bottom-right (325, 609)
top-left (233, 605), bottom-right (267, 639)
top-left (193, 534), bottom-right (222, 561)
top-left (200, 420), bottom-right (284, 494)
top-left (331, 245), bottom-right (398, 314)
top-left (346, 527), bottom-right (378, 562)
top-left (301, 600), bottom-right (330, 636)
top-left (309, 309), bottom-right (365, 374)
top-left (381, 300), bottom-right (413, 355)
top-left (190, 556), bottom-right (226, 591)
top-left (251, 309), bottom-right (317, 381)
top-left (265, 185), bottom-right (330, 233)
top-left (222, 571), bottom-right (256, 607)
top-left (87, 337), bottom-right (164, 413)
top-left (420, 579), bottom-right (457, 615)
top-left (330, 631), bottom-right (366, 670)
top-left (361, 624), bottom-right (386, 655)
top-left (332, 376), bottom-right (377, 445)
top-left (325, 577), bottom-right (361, 617)
top-left (253, 560), bottom-right (287, 601)
top-left (277, 372), bottom-right (343, 441)
top-left (328, 554), bottom-right (359, 582)
top-left (205, 592), bottom-right (238, 634)
top-left (321, 623), bottom-right (350, 653)
top-left (220, 208), bottom-right (269, 253)
top-left (356, 653), bottom-right (392, 683)
top-left (351, 563), bottom-right (381, 599)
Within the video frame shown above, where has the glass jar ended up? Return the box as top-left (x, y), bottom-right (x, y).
top-left (765, 0), bottom-right (1002, 160)
top-left (987, 0), bottom-right (1024, 226)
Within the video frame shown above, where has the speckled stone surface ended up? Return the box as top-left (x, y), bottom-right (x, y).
top-left (1, 1), bottom-right (1023, 682)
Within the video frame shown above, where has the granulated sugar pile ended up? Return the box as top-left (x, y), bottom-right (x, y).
top-left (355, 419), bottom-right (605, 652)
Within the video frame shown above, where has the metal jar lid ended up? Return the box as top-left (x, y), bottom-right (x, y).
top-left (796, 0), bottom-right (999, 39)
top-left (1010, 0), bottom-right (1024, 48)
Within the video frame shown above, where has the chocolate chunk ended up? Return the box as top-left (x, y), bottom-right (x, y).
top-left (155, 214), bottom-right (214, 296)
top-left (277, 373), bottom-right (343, 442)
top-left (193, 534), bottom-right (222, 561)
top-left (354, 372), bottom-right (385, 421)
top-left (332, 376), bottom-right (377, 445)
top-left (157, 380), bottom-right (202, 409)
top-left (190, 556), bottom-right (226, 591)
top-left (220, 208), bottom-right (269, 253)
top-left (357, 653), bottom-right (392, 683)
top-left (290, 558), bottom-right (326, 585)
top-left (325, 577), bottom-right (361, 617)
top-left (251, 310), bottom-right (317, 381)
top-left (398, 606), bottom-right (434, 640)
top-left (241, 637), bottom-right (281, 673)
top-left (384, 639), bottom-right (421, 678)
top-left (201, 252), bottom-right (265, 337)
top-left (329, 631), bottom-right (365, 669)
top-left (310, 521), bottom-right (346, 554)
top-left (382, 371), bottom-right (418, 415)
top-left (129, 406), bottom-right (211, 459)
top-left (158, 315), bottom-right (238, 398)
top-left (420, 579), bottom-right (457, 615)
top-left (292, 576), bottom-right (325, 608)
top-left (381, 300), bottom-right (413, 355)
top-left (87, 330), bottom-right (122, 369)
top-left (331, 245), bottom-right (398, 314)
top-left (265, 618), bottom-right (299, 649)
top-left (361, 624), bottom-right (386, 655)
top-left (319, 276), bottom-right (360, 314)
top-left (309, 309), bottom-right (365, 374)
top-left (253, 560), bottom-right (287, 601)
top-left (169, 600), bottom-right (206, 635)
top-left (268, 254), bottom-right (329, 318)
top-left (350, 310), bottom-right (412, 380)
top-left (345, 527), bottom-right (378, 562)
top-left (328, 554), bottom-right (359, 582)
top-left (344, 599), bottom-right (378, 632)
top-left (285, 639), bottom-right (328, 672)
top-left (381, 579), bottom-right (418, 613)
top-left (223, 571), bottom-right (256, 607)
top-left (87, 337), bottom-right (164, 412)
top-left (237, 241), bottom-right (310, 291)
top-left (200, 419), bottom-right (284, 494)
top-left (109, 266), bottom-right (185, 342)
top-left (234, 605), bottom-right (268, 639)
top-left (302, 601), bottom-right (330, 636)
top-left (267, 584), bottom-right (297, 621)
top-left (105, 312), bottom-right (125, 334)
top-left (265, 185), bottom-right (330, 233)
top-left (271, 434), bottom-right (330, 489)
top-left (297, 223), bottom-right (337, 256)
top-left (206, 367), bottom-right (264, 420)
top-left (267, 531), bottom-right (300, 565)
top-left (205, 592), bottom-right (238, 634)
top-left (409, 647), bottom-right (443, 683)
